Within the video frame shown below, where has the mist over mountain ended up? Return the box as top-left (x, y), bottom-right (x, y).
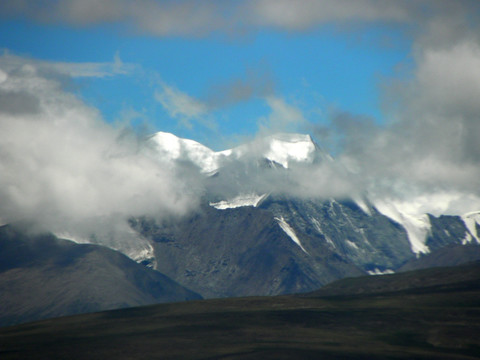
top-left (1, 44), bottom-right (480, 302)
top-left (124, 131), bottom-right (480, 298)
top-left (1, 51), bottom-right (480, 257)
top-left (1, 63), bottom-right (479, 299)
top-left (2, 5), bottom-right (480, 356)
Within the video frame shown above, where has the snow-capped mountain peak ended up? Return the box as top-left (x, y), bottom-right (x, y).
top-left (262, 133), bottom-right (317, 168)
top-left (147, 131), bottom-right (324, 173)
top-left (147, 132), bottom-right (222, 173)
top-left (224, 133), bottom-right (320, 168)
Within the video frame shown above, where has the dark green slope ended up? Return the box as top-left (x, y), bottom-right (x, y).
top-left (308, 259), bottom-right (480, 297)
top-left (1, 262), bottom-right (479, 359)
top-left (0, 224), bottom-right (201, 327)
top-left (399, 243), bottom-right (480, 272)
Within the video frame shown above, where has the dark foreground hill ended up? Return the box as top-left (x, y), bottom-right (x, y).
top-left (0, 224), bottom-right (201, 327)
top-left (1, 262), bottom-right (479, 359)
top-left (398, 243), bottom-right (480, 272)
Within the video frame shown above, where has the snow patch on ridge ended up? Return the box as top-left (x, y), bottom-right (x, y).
top-left (345, 239), bottom-right (359, 250)
top-left (310, 217), bottom-right (336, 248)
top-left (275, 216), bottom-right (308, 254)
top-left (461, 211), bottom-right (480, 244)
top-left (210, 193), bottom-right (268, 210)
top-left (220, 133), bottom-right (318, 168)
top-left (352, 195), bottom-right (372, 216)
top-left (374, 200), bottom-right (431, 255)
top-left (126, 244), bottom-right (156, 268)
top-left (55, 229), bottom-right (156, 267)
top-left (54, 231), bottom-right (90, 244)
top-left (310, 217), bottom-right (323, 234)
top-left (367, 268), bottom-right (395, 276)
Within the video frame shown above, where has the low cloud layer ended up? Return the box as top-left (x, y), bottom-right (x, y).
top-left (0, 55), bottom-right (200, 245)
top-left (318, 38), bottom-right (480, 215)
top-left (3, 1), bottom-right (479, 40)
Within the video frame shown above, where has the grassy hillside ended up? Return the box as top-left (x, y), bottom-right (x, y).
top-left (1, 262), bottom-right (479, 359)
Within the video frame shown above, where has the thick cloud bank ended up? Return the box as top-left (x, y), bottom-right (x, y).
top-left (325, 39), bottom-right (480, 215)
top-left (0, 55), bottom-right (199, 245)
top-left (2, 1), bottom-right (479, 39)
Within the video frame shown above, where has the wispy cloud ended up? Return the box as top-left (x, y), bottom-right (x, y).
top-left (154, 82), bottom-right (210, 129)
top-left (155, 83), bottom-right (207, 120)
top-left (0, 50), bottom-right (136, 78)
top-left (204, 69), bottom-right (275, 108)
top-left (2, 0), bottom-right (478, 39)
top-left (258, 96), bottom-right (308, 135)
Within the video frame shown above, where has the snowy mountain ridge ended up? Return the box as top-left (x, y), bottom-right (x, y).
top-left (146, 131), bottom-right (480, 258)
top-left (147, 132), bottom-right (223, 173)
top-left (147, 131), bottom-right (321, 173)
top-left (54, 131), bottom-right (480, 282)
top-left (39, 130), bottom-right (480, 299)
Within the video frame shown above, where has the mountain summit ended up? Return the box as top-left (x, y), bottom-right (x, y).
top-left (123, 132), bottom-right (480, 298)
top-left (147, 132), bottom-right (325, 173)
top-left (43, 131), bottom-right (480, 299)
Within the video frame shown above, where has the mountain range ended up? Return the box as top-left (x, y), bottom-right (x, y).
top-left (128, 132), bottom-right (480, 298)
top-left (2, 131), bottom-right (480, 325)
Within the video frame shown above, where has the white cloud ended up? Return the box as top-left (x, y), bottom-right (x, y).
top-left (0, 54), bottom-right (199, 243)
top-left (249, 0), bottom-right (410, 29)
top-left (155, 83), bottom-right (209, 128)
top-left (3, 0), bottom-right (478, 38)
top-left (413, 41), bottom-right (480, 115)
top-left (0, 50), bottom-right (135, 78)
top-left (258, 96), bottom-right (308, 135)
top-left (326, 38), bottom-right (480, 214)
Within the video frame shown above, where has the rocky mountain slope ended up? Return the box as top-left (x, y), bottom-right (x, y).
top-left (119, 133), bottom-right (479, 298)
top-left (46, 131), bottom-right (480, 299)
top-left (133, 193), bottom-right (480, 298)
top-left (129, 204), bottom-right (364, 298)
top-left (0, 224), bottom-right (201, 327)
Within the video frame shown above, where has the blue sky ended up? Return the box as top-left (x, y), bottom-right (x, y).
top-left (0, 7), bottom-right (411, 150)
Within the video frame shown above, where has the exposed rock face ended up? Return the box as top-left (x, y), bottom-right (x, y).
top-left (130, 204), bottom-right (364, 299)
top-left (131, 195), bottom-right (480, 299)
